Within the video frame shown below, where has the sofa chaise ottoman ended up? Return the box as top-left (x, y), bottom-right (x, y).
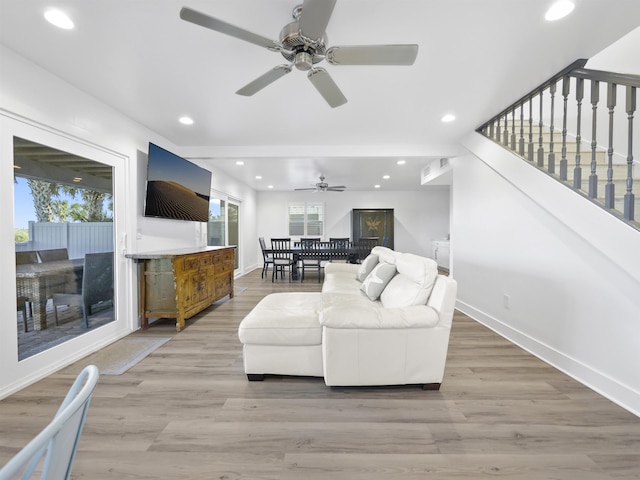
top-left (238, 246), bottom-right (458, 389)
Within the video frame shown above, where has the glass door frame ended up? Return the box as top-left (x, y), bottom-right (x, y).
top-left (208, 191), bottom-right (241, 273)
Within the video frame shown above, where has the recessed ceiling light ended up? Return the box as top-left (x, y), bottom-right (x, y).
top-left (374, 184), bottom-right (381, 189)
top-left (441, 114), bottom-right (456, 123)
top-left (545, 1), bottom-right (575, 21)
top-left (72, 177), bottom-right (82, 182)
top-left (255, 175), bottom-right (262, 180)
top-left (382, 175), bottom-right (390, 180)
top-left (397, 160), bottom-right (406, 165)
top-left (44, 9), bottom-right (74, 29)
top-left (267, 185), bottom-right (274, 189)
top-left (178, 116), bottom-right (194, 125)
top-left (235, 161), bottom-right (244, 166)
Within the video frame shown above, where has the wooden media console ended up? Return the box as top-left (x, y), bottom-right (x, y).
top-left (127, 246), bottom-right (235, 331)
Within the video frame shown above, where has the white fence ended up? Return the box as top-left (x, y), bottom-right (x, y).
top-left (16, 221), bottom-right (114, 259)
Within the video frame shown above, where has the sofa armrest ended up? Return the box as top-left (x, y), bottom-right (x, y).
top-left (319, 304), bottom-right (440, 329)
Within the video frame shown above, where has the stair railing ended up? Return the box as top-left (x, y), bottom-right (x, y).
top-left (478, 59), bottom-right (639, 229)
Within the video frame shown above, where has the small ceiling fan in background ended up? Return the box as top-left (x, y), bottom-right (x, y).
top-left (180, 0), bottom-right (418, 107)
top-left (295, 175), bottom-right (346, 192)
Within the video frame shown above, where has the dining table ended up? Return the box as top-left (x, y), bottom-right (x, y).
top-left (16, 258), bottom-right (84, 330)
top-left (265, 241), bottom-right (357, 280)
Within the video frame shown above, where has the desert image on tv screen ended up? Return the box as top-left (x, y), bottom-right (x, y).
top-left (144, 144), bottom-right (211, 222)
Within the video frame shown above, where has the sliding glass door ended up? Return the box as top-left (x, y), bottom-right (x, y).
top-left (14, 136), bottom-right (115, 360)
top-left (208, 194), bottom-right (240, 271)
top-left (228, 201), bottom-right (239, 270)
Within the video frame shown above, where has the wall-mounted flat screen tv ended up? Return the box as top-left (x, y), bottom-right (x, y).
top-left (144, 142), bottom-right (211, 222)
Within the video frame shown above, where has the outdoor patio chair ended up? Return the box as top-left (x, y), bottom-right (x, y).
top-left (52, 252), bottom-right (113, 328)
top-left (37, 248), bottom-right (69, 262)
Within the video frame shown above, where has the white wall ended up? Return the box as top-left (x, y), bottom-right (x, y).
top-left (255, 188), bottom-right (450, 263)
top-left (0, 45), bottom-right (258, 398)
top-left (456, 132), bottom-right (640, 416)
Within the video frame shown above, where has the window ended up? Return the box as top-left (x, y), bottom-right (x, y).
top-left (288, 203), bottom-right (324, 237)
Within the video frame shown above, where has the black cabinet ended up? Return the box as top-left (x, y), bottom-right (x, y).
top-left (351, 209), bottom-right (394, 249)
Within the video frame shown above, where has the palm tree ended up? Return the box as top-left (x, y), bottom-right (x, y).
top-left (26, 179), bottom-right (57, 222)
top-left (23, 178), bottom-right (112, 223)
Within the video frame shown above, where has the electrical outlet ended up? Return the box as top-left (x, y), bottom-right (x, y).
top-left (503, 294), bottom-right (511, 310)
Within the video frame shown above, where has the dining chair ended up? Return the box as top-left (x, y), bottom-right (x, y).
top-left (258, 237), bottom-right (274, 279)
top-left (328, 237), bottom-right (350, 262)
top-left (300, 238), bottom-right (321, 282)
top-left (270, 238), bottom-right (295, 282)
top-left (356, 237), bottom-right (379, 263)
top-left (52, 252), bottom-right (114, 328)
top-left (0, 365), bottom-right (99, 480)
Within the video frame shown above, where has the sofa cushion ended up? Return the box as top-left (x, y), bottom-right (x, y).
top-left (380, 253), bottom-right (438, 308)
top-left (356, 253), bottom-right (379, 281)
top-left (360, 262), bottom-right (397, 300)
top-left (322, 263), bottom-right (362, 296)
top-left (238, 292), bottom-right (323, 346)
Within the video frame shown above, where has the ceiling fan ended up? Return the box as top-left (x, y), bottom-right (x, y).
top-left (295, 175), bottom-right (346, 192)
top-left (179, 0), bottom-right (418, 108)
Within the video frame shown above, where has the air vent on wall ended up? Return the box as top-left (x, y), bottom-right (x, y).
top-left (421, 157), bottom-right (453, 186)
top-left (420, 165), bottom-right (431, 183)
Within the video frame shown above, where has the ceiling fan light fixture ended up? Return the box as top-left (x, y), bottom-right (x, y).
top-left (295, 51), bottom-right (314, 71)
top-left (180, 1), bottom-right (418, 108)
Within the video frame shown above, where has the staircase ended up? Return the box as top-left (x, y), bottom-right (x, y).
top-left (494, 122), bottom-right (640, 224)
top-left (478, 59), bottom-right (640, 230)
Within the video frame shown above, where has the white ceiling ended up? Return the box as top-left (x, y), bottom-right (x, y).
top-left (1, 0), bottom-right (639, 191)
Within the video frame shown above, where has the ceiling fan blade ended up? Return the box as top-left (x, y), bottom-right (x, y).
top-left (327, 186), bottom-right (346, 190)
top-left (294, 187), bottom-right (318, 191)
top-left (307, 68), bottom-right (347, 108)
top-left (236, 65), bottom-right (292, 96)
top-left (326, 44), bottom-right (419, 65)
top-left (299, 0), bottom-right (337, 40)
top-left (180, 7), bottom-right (277, 50)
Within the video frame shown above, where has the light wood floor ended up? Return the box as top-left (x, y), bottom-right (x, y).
top-left (1, 268), bottom-right (639, 479)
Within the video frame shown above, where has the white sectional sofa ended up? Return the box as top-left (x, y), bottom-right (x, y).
top-left (238, 246), bottom-right (458, 389)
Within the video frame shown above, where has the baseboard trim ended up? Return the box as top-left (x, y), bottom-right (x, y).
top-left (455, 300), bottom-right (640, 418)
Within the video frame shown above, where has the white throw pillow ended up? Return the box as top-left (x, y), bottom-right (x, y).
top-left (360, 262), bottom-right (397, 300)
top-left (356, 254), bottom-right (379, 282)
